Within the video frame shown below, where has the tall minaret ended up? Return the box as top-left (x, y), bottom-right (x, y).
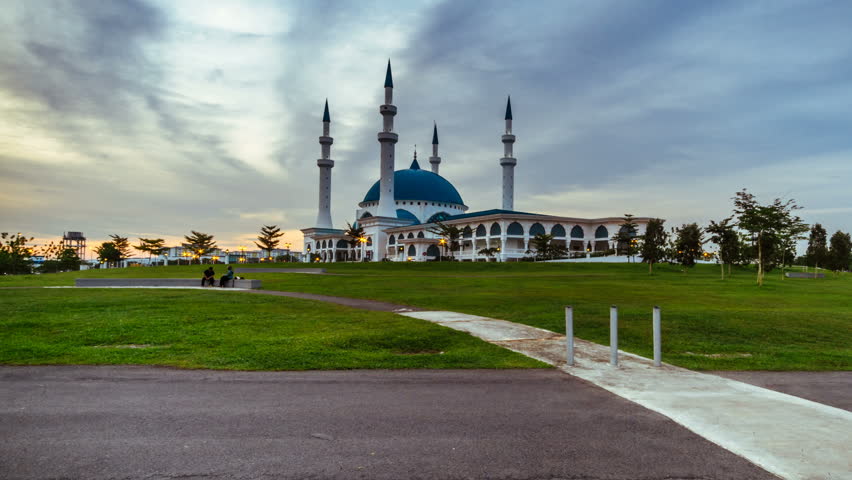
top-left (500, 96), bottom-right (517, 210)
top-left (429, 122), bottom-right (441, 174)
top-left (377, 60), bottom-right (399, 218)
top-left (315, 99), bottom-right (334, 228)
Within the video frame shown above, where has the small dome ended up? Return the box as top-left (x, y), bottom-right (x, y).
top-left (362, 162), bottom-right (465, 206)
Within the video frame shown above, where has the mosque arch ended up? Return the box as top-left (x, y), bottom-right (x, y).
top-left (595, 226), bottom-right (609, 239)
top-left (529, 223), bottom-right (545, 236)
top-left (475, 224), bottom-right (487, 236)
top-left (507, 222), bottom-right (524, 236)
top-left (336, 239), bottom-right (348, 248)
top-left (490, 223), bottom-right (501, 236)
top-left (321, 240), bottom-right (327, 248)
top-left (417, 231), bottom-right (425, 238)
top-left (571, 225), bottom-right (584, 238)
top-left (426, 212), bottom-right (451, 224)
top-left (388, 235), bottom-right (395, 245)
top-left (551, 224), bottom-right (566, 237)
top-left (367, 237), bottom-right (373, 246)
top-left (462, 226), bottom-right (473, 238)
top-left (426, 245), bottom-right (440, 257)
top-left (408, 245), bottom-right (416, 256)
top-left (360, 212), bottom-right (373, 219)
top-left (407, 232), bottom-right (414, 239)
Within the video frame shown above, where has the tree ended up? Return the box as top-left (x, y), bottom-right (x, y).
top-left (672, 223), bottom-right (704, 270)
top-left (109, 234), bottom-right (132, 261)
top-left (478, 247), bottom-right (499, 261)
top-left (428, 221), bottom-right (461, 259)
top-left (805, 224), bottom-right (829, 272)
top-left (529, 234), bottom-right (568, 260)
top-left (777, 214), bottom-right (809, 279)
top-left (827, 231), bottom-right (851, 272)
top-left (0, 232), bottom-right (34, 274)
top-left (612, 214), bottom-right (639, 260)
top-left (134, 238), bottom-right (167, 265)
top-left (344, 222), bottom-right (366, 261)
top-left (732, 189), bottom-right (802, 286)
top-left (640, 218), bottom-right (668, 274)
top-left (706, 217), bottom-right (740, 279)
top-left (183, 231), bottom-right (217, 262)
top-left (94, 242), bottom-right (121, 266)
top-left (254, 225), bottom-right (284, 259)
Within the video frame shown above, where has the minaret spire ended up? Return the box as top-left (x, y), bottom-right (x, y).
top-left (377, 60), bottom-right (399, 218)
top-left (429, 122), bottom-right (442, 174)
top-left (500, 96), bottom-right (517, 210)
top-left (315, 99), bottom-right (335, 228)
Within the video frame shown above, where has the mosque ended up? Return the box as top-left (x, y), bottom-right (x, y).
top-left (301, 62), bottom-right (651, 262)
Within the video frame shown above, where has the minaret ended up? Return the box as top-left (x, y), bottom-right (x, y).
top-left (500, 96), bottom-right (517, 210)
top-left (315, 99), bottom-right (334, 228)
top-left (429, 122), bottom-right (441, 174)
top-left (377, 60), bottom-right (399, 218)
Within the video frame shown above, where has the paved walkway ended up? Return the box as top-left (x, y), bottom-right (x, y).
top-left (402, 311), bottom-right (852, 480)
top-left (0, 367), bottom-right (774, 480)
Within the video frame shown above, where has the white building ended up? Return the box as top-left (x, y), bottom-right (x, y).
top-left (302, 62), bottom-right (653, 262)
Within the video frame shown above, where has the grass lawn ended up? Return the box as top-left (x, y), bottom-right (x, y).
top-left (3, 262), bottom-right (850, 370)
top-left (0, 288), bottom-right (546, 370)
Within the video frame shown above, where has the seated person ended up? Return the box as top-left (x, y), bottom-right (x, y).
top-left (219, 265), bottom-right (234, 287)
top-left (201, 267), bottom-right (215, 287)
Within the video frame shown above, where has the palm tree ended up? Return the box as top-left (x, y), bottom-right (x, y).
top-left (428, 221), bottom-right (461, 260)
top-left (530, 233), bottom-right (568, 260)
top-left (344, 222), bottom-right (366, 262)
top-left (478, 247), bottom-right (498, 261)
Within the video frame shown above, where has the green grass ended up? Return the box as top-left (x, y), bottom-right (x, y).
top-left (3, 262), bottom-right (851, 370)
top-left (0, 288), bottom-right (546, 370)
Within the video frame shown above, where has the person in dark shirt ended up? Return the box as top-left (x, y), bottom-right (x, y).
top-left (201, 267), bottom-right (215, 287)
top-left (219, 265), bottom-right (234, 287)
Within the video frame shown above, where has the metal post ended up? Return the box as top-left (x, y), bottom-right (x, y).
top-left (653, 306), bottom-right (661, 367)
top-left (610, 305), bottom-right (618, 366)
top-left (565, 306), bottom-right (574, 367)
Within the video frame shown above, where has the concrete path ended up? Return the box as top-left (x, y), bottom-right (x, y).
top-left (0, 366), bottom-right (774, 480)
top-left (402, 311), bottom-right (852, 480)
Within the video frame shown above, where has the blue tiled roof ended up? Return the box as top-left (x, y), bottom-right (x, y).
top-left (362, 168), bottom-right (465, 205)
top-left (396, 209), bottom-right (420, 224)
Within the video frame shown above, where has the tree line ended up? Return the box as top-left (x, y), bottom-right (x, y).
top-left (0, 225), bottom-right (292, 274)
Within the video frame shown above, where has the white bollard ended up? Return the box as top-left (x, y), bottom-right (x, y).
top-left (653, 306), bottom-right (662, 367)
top-left (565, 306), bottom-right (574, 367)
top-left (610, 305), bottom-right (618, 366)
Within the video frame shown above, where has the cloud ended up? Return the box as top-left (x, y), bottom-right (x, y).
top-left (1, 0), bottom-right (851, 258)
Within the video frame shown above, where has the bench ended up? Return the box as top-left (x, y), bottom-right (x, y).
top-left (75, 278), bottom-right (262, 289)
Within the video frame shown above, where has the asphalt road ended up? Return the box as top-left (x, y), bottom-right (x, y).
top-left (0, 366), bottom-right (775, 480)
top-left (709, 370), bottom-right (852, 412)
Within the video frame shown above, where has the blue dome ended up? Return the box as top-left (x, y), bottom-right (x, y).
top-left (362, 165), bottom-right (465, 206)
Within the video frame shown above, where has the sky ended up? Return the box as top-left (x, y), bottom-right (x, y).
top-left (1, 0), bottom-right (851, 258)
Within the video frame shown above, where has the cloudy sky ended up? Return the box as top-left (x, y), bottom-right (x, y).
top-left (2, 0), bottom-right (850, 257)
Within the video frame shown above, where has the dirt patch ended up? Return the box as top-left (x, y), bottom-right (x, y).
top-left (91, 344), bottom-right (170, 349)
top-left (685, 352), bottom-right (752, 359)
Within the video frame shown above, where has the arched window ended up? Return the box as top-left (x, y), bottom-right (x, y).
top-left (408, 245), bottom-right (416, 256)
top-left (320, 240), bottom-right (326, 248)
top-left (336, 239), bottom-right (348, 248)
top-left (475, 224), bottom-right (486, 236)
top-left (490, 223), bottom-right (501, 236)
top-left (426, 212), bottom-right (451, 224)
top-left (507, 222), bottom-right (524, 235)
top-left (407, 233), bottom-right (414, 239)
top-left (388, 235), bottom-right (396, 245)
top-left (551, 224), bottom-right (566, 237)
top-left (426, 245), bottom-right (440, 257)
top-left (462, 226), bottom-right (473, 238)
top-left (529, 223), bottom-right (545, 236)
top-left (417, 231), bottom-right (425, 238)
top-left (595, 226), bottom-right (609, 239)
top-left (366, 237), bottom-right (373, 246)
top-left (571, 225), bottom-right (584, 238)
top-left (360, 212), bottom-right (373, 219)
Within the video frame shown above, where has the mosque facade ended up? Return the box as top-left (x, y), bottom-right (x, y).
top-left (301, 62), bottom-right (651, 262)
